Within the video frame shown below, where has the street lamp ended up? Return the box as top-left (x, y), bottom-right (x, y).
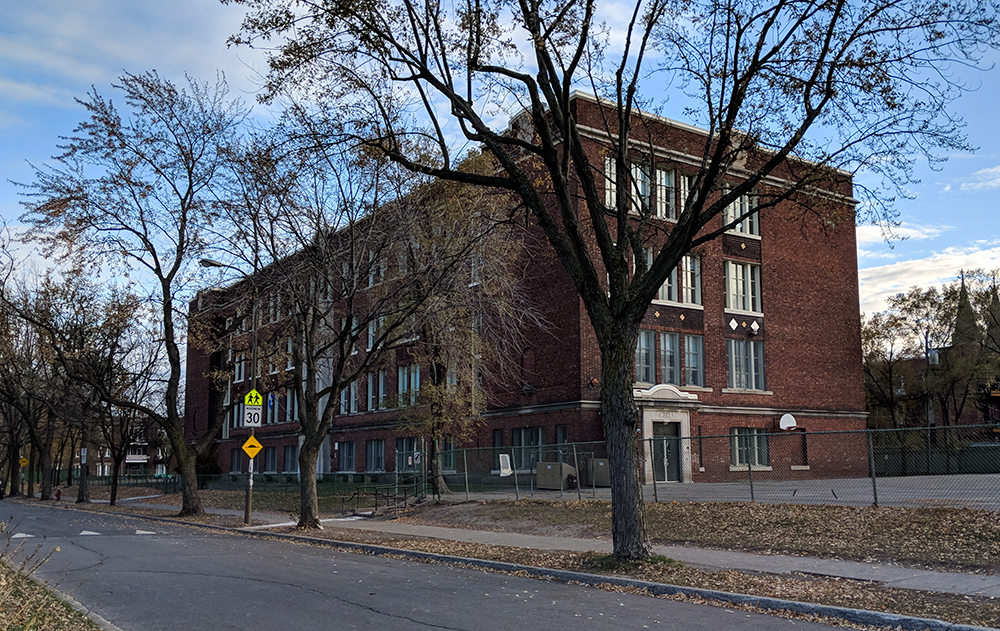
top-left (201, 258), bottom-right (259, 526)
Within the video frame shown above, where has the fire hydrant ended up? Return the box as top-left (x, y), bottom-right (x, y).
top-left (55, 489), bottom-right (61, 501)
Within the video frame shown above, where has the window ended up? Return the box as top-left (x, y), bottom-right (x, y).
top-left (367, 320), bottom-right (377, 351)
top-left (283, 445), bottom-right (299, 473)
top-left (685, 335), bottom-right (705, 387)
top-left (605, 155), bottom-right (617, 208)
top-left (367, 372), bottom-right (378, 411)
top-left (266, 392), bottom-right (279, 424)
top-left (232, 400), bottom-right (244, 430)
top-left (511, 426), bottom-right (543, 469)
top-left (397, 437), bottom-right (419, 472)
top-left (233, 352), bottom-right (247, 383)
top-left (378, 369), bottom-right (387, 409)
top-left (230, 449), bottom-right (241, 473)
top-left (339, 381), bottom-right (358, 415)
top-left (630, 163), bottom-right (650, 214)
top-left (680, 255), bottom-right (701, 305)
top-left (725, 261), bottom-right (762, 313)
top-left (731, 428), bottom-right (769, 467)
top-left (492, 429), bottom-right (505, 469)
top-left (337, 442), bottom-right (354, 472)
top-left (269, 341), bottom-right (279, 375)
top-left (635, 330), bottom-right (654, 383)
top-left (660, 332), bottom-right (679, 385)
top-left (554, 425), bottom-right (569, 463)
top-left (286, 337), bottom-right (294, 371)
top-left (727, 339), bottom-right (766, 390)
top-left (440, 436), bottom-right (457, 472)
top-left (366, 439), bottom-right (385, 472)
top-left (367, 251), bottom-right (381, 287)
top-left (645, 247), bottom-right (678, 303)
top-left (655, 169), bottom-right (676, 219)
top-left (286, 387), bottom-right (299, 423)
top-left (262, 446), bottom-right (278, 473)
top-left (398, 364), bottom-right (420, 406)
top-left (724, 192), bottom-right (759, 236)
top-left (678, 174), bottom-right (690, 212)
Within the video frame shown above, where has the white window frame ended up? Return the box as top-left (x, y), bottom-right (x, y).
top-left (366, 439), bottom-right (385, 472)
top-left (680, 255), bottom-right (701, 305)
top-left (337, 442), bottom-right (355, 472)
top-left (397, 364), bottom-right (420, 406)
top-left (605, 155), bottom-right (616, 208)
top-left (685, 334), bottom-right (705, 387)
top-left (646, 247), bottom-right (678, 303)
top-left (635, 330), bottom-right (655, 384)
top-left (233, 351), bottom-right (246, 383)
top-left (726, 339), bottom-right (766, 391)
top-left (660, 332), bottom-right (679, 385)
top-left (725, 261), bottom-right (762, 314)
top-left (731, 427), bottom-right (770, 467)
top-left (724, 192), bottom-right (760, 236)
top-left (655, 168), bottom-right (676, 219)
top-left (630, 163), bottom-right (650, 214)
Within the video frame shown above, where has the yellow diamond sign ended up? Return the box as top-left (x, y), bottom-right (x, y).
top-left (19, 457), bottom-right (28, 467)
top-left (242, 435), bottom-right (263, 459)
top-left (244, 389), bottom-right (263, 407)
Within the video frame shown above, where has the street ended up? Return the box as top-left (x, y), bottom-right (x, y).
top-left (2, 501), bottom-right (836, 630)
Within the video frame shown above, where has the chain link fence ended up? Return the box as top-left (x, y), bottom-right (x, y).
top-left (427, 424), bottom-right (1000, 509)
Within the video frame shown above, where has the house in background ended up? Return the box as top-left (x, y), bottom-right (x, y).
top-left (183, 93), bottom-right (868, 484)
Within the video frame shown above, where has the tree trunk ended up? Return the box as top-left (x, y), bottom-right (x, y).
top-left (5, 439), bottom-right (18, 496)
top-left (297, 440), bottom-right (321, 529)
top-left (429, 439), bottom-right (450, 496)
top-left (39, 421), bottom-right (55, 500)
top-left (27, 442), bottom-right (37, 498)
top-left (66, 431), bottom-right (77, 487)
top-left (110, 455), bottom-right (125, 506)
top-left (176, 448), bottom-right (203, 516)
top-left (76, 441), bottom-right (90, 504)
top-left (600, 327), bottom-right (651, 561)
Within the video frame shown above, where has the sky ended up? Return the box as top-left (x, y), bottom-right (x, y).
top-left (3, 1), bottom-right (1000, 315)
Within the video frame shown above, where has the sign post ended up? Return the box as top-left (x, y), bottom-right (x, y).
top-left (242, 434), bottom-right (262, 525)
top-left (19, 457), bottom-right (28, 496)
top-left (243, 389), bottom-right (263, 525)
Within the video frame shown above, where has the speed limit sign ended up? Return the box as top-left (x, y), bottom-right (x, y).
top-left (244, 405), bottom-right (262, 427)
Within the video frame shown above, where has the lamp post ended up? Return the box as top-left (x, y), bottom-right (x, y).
top-left (200, 258), bottom-right (258, 525)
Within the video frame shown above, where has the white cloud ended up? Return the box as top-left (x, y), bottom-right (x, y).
top-left (959, 165), bottom-right (1000, 191)
top-left (855, 222), bottom-right (951, 247)
top-left (859, 245), bottom-right (1000, 313)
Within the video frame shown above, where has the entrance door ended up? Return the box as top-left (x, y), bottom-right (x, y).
top-left (652, 422), bottom-right (681, 482)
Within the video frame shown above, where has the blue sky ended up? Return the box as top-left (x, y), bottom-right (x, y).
top-left (3, 1), bottom-right (999, 315)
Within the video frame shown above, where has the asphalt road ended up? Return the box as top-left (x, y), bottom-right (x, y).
top-left (1, 501), bottom-right (836, 631)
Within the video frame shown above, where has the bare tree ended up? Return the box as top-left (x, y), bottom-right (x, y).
top-left (16, 71), bottom-right (246, 516)
top-left (227, 0), bottom-right (1000, 558)
top-left (202, 131), bottom-right (536, 527)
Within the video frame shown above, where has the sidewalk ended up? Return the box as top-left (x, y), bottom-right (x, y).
top-left (118, 496), bottom-right (1000, 599)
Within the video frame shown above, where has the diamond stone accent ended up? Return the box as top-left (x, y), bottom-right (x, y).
top-left (750, 321), bottom-right (760, 333)
top-left (729, 318), bottom-right (738, 330)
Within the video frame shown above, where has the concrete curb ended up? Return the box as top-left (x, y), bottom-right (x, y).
top-left (38, 502), bottom-right (1000, 631)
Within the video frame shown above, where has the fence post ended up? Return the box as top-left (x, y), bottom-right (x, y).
top-left (650, 438), bottom-right (659, 503)
top-left (463, 449), bottom-right (470, 501)
top-left (572, 444), bottom-right (582, 501)
top-left (511, 448), bottom-right (519, 500)
top-left (867, 430), bottom-right (879, 507)
top-left (747, 460), bottom-right (755, 503)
